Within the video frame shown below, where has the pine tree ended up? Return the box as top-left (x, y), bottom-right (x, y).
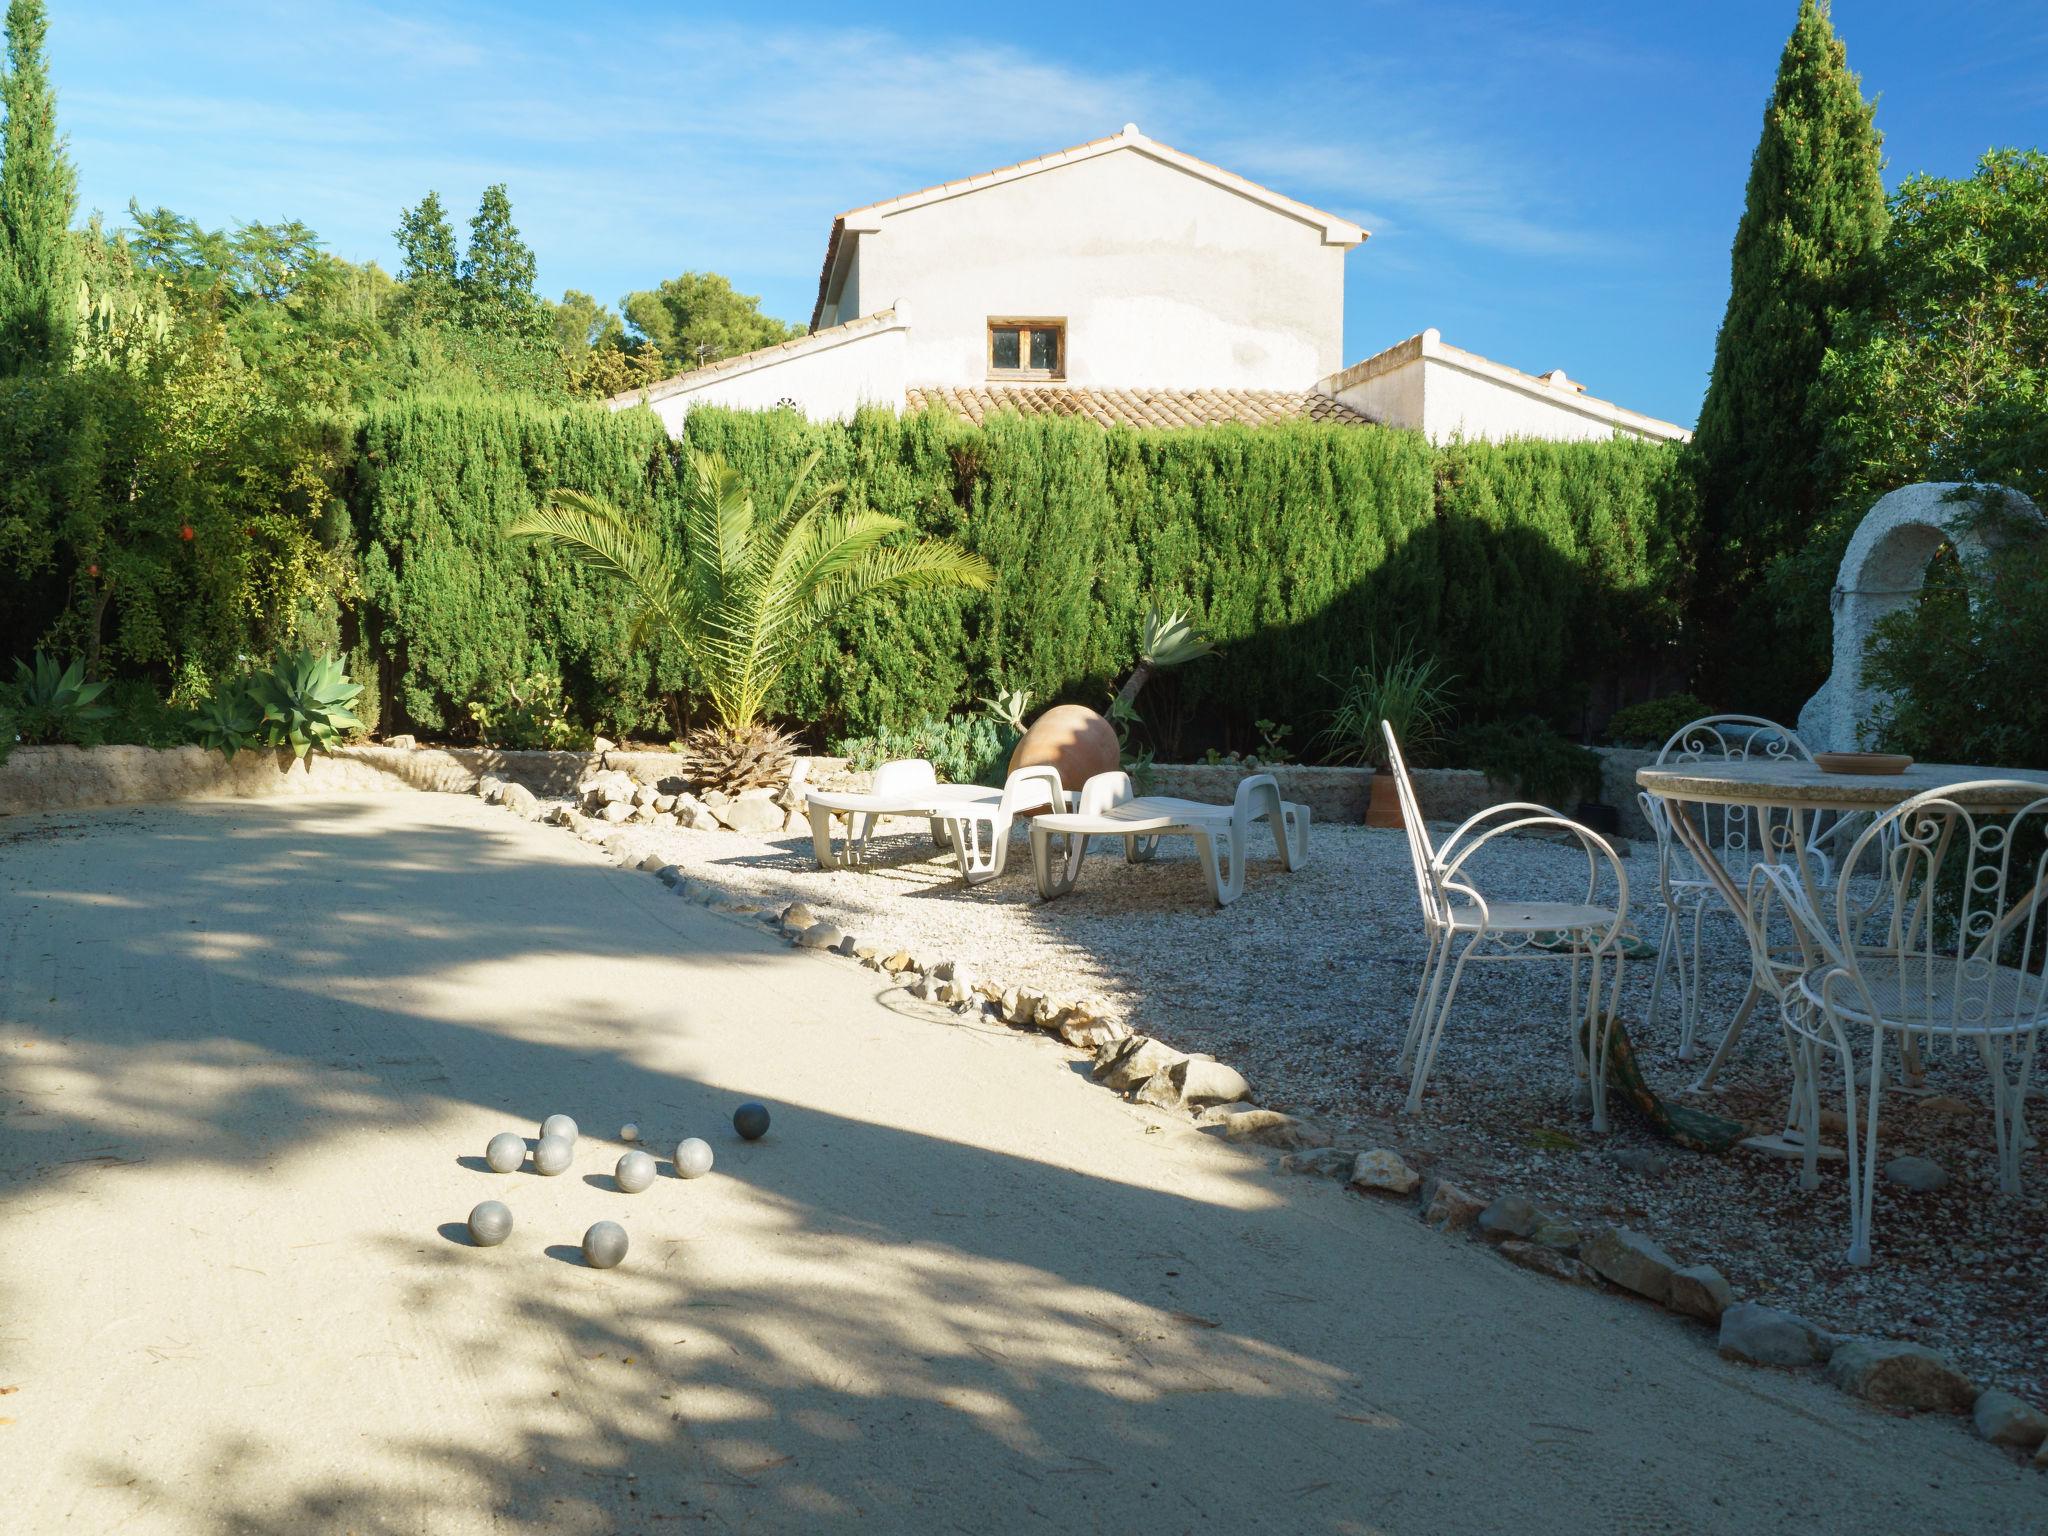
top-left (457, 183), bottom-right (540, 335)
top-left (394, 190), bottom-right (459, 325)
top-left (0, 0), bottom-right (77, 372)
top-left (1692, 0), bottom-right (1885, 678)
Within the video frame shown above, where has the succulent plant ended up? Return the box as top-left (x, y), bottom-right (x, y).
top-left (6, 653), bottom-right (113, 745)
top-left (243, 648), bottom-right (364, 760)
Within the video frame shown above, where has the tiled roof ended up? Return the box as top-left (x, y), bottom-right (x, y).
top-left (607, 308), bottom-right (900, 409)
top-left (905, 384), bottom-right (1374, 430)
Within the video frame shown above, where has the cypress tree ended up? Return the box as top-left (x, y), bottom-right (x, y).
top-left (394, 190), bottom-right (459, 325)
top-left (458, 183), bottom-right (540, 335)
top-left (0, 0), bottom-right (77, 372)
top-left (1692, 0), bottom-right (1885, 698)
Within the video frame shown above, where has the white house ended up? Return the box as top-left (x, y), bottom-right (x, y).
top-left (613, 125), bottom-right (1688, 443)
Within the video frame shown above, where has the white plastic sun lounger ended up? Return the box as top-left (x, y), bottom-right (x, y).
top-left (1027, 770), bottom-right (1309, 907)
top-left (804, 759), bottom-right (1068, 879)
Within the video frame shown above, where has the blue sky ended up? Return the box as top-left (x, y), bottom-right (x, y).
top-left (51, 2), bottom-right (2048, 426)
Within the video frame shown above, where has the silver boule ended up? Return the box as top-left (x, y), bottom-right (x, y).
top-left (534, 1133), bottom-right (574, 1176)
top-left (615, 1149), bottom-right (657, 1194)
top-left (674, 1137), bottom-right (714, 1179)
top-left (467, 1200), bottom-right (513, 1246)
top-left (541, 1113), bottom-right (578, 1143)
top-left (582, 1220), bottom-right (628, 1269)
top-left (485, 1132), bottom-right (526, 1173)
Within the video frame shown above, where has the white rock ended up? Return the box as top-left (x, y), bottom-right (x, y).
top-left (1349, 1149), bottom-right (1420, 1196)
top-left (1972, 1388), bottom-right (2048, 1450)
top-left (1883, 1155), bottom-right (1949, 1192)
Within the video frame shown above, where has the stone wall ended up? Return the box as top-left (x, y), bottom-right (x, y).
top-left (0, 744), bottom-right (480, 815)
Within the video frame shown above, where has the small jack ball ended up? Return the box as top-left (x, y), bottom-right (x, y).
top-left (485, 1132), bottom-right (526, 1173)
top-left (582, 1220), bottom-right (628, 1269)
top-left (733, 1102), bottom-right (771, 1141)
top-left (541, 1113), bottom-right (578, 1143)
top-left (674, 1137), bottom-right (714, 1179)
top-left (534, 1133), bottom-right (574, 1176)
top-left (467, 1200), bottom-right (513, 1246)
top-left (615, 1149), bottom-right (657, 1194)
top-left (620, 1123), bottom-right (640, 1143)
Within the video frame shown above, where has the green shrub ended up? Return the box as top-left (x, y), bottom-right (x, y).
top-left (1447, 716), bottom-right (1604, 808)
top-left (96, 679), bottom-right (193, 748)
top-left (192, 648), bottom-right (363, 761)
top-left (3, 653), bottom-right (113, 744)
top-left (1315, 641), bottom-right (1456, 767)
top-left (1603, 693), bottom-right (1714, 748)
top-left (467, 672), bottom-right (592, 751)
top-left (344, 400), bottom-right (1698, 752)
top-left (831, 714), bottom-right (1017, 788)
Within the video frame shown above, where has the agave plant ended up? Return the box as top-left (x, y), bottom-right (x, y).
top-left (188, 686), bottom-right (264, 760)
top-left (508, 449), bottom-right (994, 789)
top-left (7, 652), bottom-right (114, 745)
top-left (243, 648), bottom-right (364, 760)
top-left (1112, 606), bottom-right (1215, 716)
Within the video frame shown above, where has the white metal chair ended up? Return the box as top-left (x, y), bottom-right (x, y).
top-left (1385, 722), bottom-right (1630, 1130)
top-left (1757, 782), bottom-right (2048, 1266)
top-left (1027, 770), bottom-right (1309, 907)
top-left (1637, 714), bottom-right (1823, 1063)
top-left (803, 759), bottom-right (994, 870)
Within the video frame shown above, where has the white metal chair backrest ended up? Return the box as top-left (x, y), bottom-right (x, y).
top-left (871, 758), bottom-right (939, 799)
top-left (1650, 714), bottom-right (1815, 879)
top-left (1381, 721), bottom-right (1445, 929)
top-left (1829, 783), bottom-right (2048, 1044)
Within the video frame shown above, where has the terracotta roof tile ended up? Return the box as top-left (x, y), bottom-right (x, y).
top-left (904, 384), bottom-right (1374, 431)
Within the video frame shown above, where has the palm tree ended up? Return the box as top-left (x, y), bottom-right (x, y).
top-left (508, 448), bottom-right (994, 788)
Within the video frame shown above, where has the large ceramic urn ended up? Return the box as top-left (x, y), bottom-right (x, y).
top-left (1008, 704), bottom-right (1121, 794)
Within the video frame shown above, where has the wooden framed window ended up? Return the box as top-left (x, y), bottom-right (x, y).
top-left (988, 319), bottom-right (1064, 380)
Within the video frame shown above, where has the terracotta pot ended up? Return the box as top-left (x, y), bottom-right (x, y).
top-left (1009, 704), bottom-right (1121, 795)
top-left (1366, 768), bottom-right (1404, 829)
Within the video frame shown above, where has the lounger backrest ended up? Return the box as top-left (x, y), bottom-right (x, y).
top-left (871, 758), bottom-right (940, 799)
top-left (1076, 771), bottom-right (1134, 817)
top-left (1381, 722), bottom-right (1443, 926)
top-left (999, 765), bottom-right (1065, 817)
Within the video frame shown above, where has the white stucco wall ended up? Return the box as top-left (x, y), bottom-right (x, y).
top-left (625, 318), bottom-right (908, 435)
top-left (841, 144), bottom-right (1349, 392)
top-left (1323, 330), bottom-right (1690, 445)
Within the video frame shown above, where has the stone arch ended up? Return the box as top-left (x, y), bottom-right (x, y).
top-left (1797, 481), bottom-right (2043, 751)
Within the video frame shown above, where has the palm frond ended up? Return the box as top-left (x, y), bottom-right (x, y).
top-left (509, 490), bottom-right (695, 660)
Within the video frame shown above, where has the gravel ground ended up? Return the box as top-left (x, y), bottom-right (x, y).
top-left (574, 803), bottom-right (2048, 1407)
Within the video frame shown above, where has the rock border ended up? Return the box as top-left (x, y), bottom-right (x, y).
top-left (482, 772), bottom-right (2048, 1474)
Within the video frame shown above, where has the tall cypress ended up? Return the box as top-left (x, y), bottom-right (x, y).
top-left (1692, 0), bottom-right (1885, 699)
top-left (0, 0), bottom-right (77, 372)
top-left (394, 190), bottom-right (459, 326)
top-left (458, 183), bottom-right (540, 336)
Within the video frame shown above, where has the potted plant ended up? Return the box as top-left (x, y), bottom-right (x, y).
top-left (1315, 642), bottom-right (1455, 828)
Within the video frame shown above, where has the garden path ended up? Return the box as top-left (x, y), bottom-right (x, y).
top-left (0, 797), bottom-right (2036, 1533)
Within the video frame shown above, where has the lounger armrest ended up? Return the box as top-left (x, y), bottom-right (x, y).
top-left (999, 764), bottom-right (1067, 818)
top-left (1075, 770), bottom-right (1135, 817)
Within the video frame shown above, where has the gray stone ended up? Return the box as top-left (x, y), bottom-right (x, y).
top-left (1529, 1220), bottom-right (1582, 1253)
top-left (501, 782), bottom-right (543, 820)
top-left (476, 775), bottom-right (507, 803)
top-left (716, 795), bottom-right (786, 835)
top-left (1421, 1177), bottom-right (1485, 1233)
top-left (1092, 1036), bottom-right (1188, 1093)
top-left (632, 784), bottom-right (659, 808)
top-left (1221, 1110), bottom-right (1332, 1150)
top-left (1667, 1264), bottom-right (1734, 1323)
top-left (1580, 1228), bottom-right (1679, 1304)
top-left (600, 801), bottom-right (632, 824)
top-left (1883, 1155), bottom-right (1950, 1192)
top-left (1972, 1388), bottom-right (2048, 1450)
top-left (796, 922), bottom-right (844, 950)
top-left (1498, 1240), bottom-right (1597, 1286)
top-left (1166, 1057), bottom-right (1252, 1108)
top-left (1476, 1194), bottom-right (1546, 1242)
top-left (680, 804), bottom-right (722, 831)
top-left (780, 902), bottom-right (818, 931)
top-left (1054, 1010), bottom-right (1130, 1051)
top-left (1717, 1302), bottom-right (1833, 1367)
top-left (1280, 1147), bottom-right (1360, 1179)
top-left (653, 794), bottom-right (676, 813)
top-left (1349, 1149), bottom-right (1420, 1196)
top-left (1825, 1339), bottom-right (1975, 1413)
top-left (2035, 1439), bottom-right (2048, 1470)
top-left (636, 853), bottom-right (668, 873)
top-left (654, 864), bottom-right (682, 886)
top-left (596, 773), bottom-right (633, 805)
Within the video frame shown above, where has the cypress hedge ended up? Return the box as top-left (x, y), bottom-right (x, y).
top-left (344, 396), bottom-right (1696, 751)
